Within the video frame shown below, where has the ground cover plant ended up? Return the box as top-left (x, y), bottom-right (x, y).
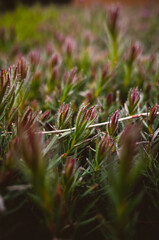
top-left (0, 3), bottom-right (159, 240)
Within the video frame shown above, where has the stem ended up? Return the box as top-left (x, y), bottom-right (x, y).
top-left (39, 112), bottom-right (159, 135)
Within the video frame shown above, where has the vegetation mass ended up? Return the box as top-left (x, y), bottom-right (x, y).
top-left (0, 4), bottom-right (159, 240)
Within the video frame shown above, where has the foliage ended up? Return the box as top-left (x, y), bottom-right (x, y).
top-left (0, 3), bottom-right (159, 240)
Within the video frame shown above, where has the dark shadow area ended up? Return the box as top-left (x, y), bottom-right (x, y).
top-left (0, 0), bottom-right (72, 11)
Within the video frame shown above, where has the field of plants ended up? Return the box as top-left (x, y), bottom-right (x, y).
top-left (0, 3), bottom-right (159, 240)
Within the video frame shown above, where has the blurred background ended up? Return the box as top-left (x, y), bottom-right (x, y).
top-left (0, 0), bottom-right (72, 11)
top-left (73, 0), bottom-right (158, 5)
top-left (0, 0), bottom-right (158, 11)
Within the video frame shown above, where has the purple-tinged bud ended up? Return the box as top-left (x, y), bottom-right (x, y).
top-left (17, 57), bottom-right (28, 80)
top-left (102, 62), bottom-right (109, 80)
top-left (19, 124), bottom-right (42, 173)
top-left (63, 37), bottom-right (75, 56)
top-left (51, 66), bottom-right (58, 81)
top-left (65, 157), bottom-right (76, 179)
top-left (75, 104), bottom-right (98, 133)
top-left (57, 103), bottom-right (73, 130)
top-left (46, 41), bottom-right (54, 56)
top-left (128, 88), bottom-right (140, 115)
top-left (84, 31), bottom-right (92, 45)
top-left (0, 69), bottom-right (4, 88)
top-left (98, 134), bottom-right (114, 160)
top-left (141, 8), bottom-right (151, 19)
top-left (12, 44), bottom-right (20, 56)
top-left (85, 106), bottom-right (96, 121)
top-left (108, 110), bottom-right (119, 136)
top-left (130, 43), bottom-right (141, 60)
top-left (107, 5), bottom-right (120, 37)
top-left (148, 104), bottom-right (159, 125)
top-left (64, 67), bottom-right (77, 85)
top-left (54, 31), bottom-right (65, 44)
top-left (49, 53), bottom-right (59, 68)
top-left (63, 157), bottom-right (76, 192)
top-left (120, 125), bottom-right (140, 174)
top-left (20, 108), bottom-right (38, 131)
top-left (86, 90), bottom-right (93, 102)
top-left (91, 67), bottom-right (96, 80)
top-left (41, 110), bottom-right (50, 122)
top-left (21, 108), bottom-right (33, 128)
top-left (126, 42), bottom-right (142, 66)
top-left (106, 92), bottom-right (113, 107)
top-left (34, 71), bottom-right (41, 80)
top-left (28, 49), bottom-right (41, 67)
top-left (69, 67), bottom-right (78, 84)
top-left (7, 73), bottom-right (10, 84)
top-left (30, 100), bottom-right (38, 110)
top-left (145, 83), bottom-right (152, 94)
top-left (55, 182), bottom-right (62, 204)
